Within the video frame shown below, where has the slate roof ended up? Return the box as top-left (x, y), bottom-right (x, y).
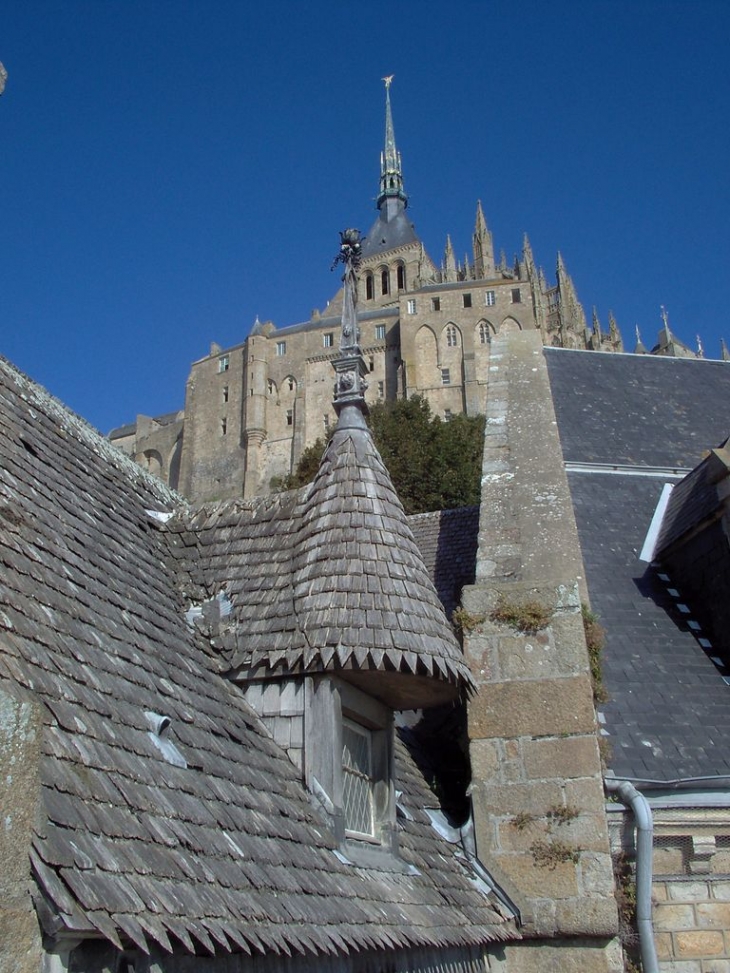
top-left (545, 348), bottom-right (730, 781)
top-left (0, 356), bottom-right (511, 957)
top-left (655, 444), bottom-right (730, 554)
top-left (545, 348), bottom-right (730, 468)
top-left (173, 409), bottom-right (474, 710)
top-left (361, 208), bottom-right (420, 259)
top-left (568, 471), bottom-right (730, 781)
top-left (408, 507), bottom-right (479, 621)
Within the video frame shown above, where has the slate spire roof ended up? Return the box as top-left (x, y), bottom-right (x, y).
top-left (361, 78), bottom-right (419, 258)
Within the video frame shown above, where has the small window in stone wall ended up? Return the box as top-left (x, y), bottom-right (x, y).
top-left (397, 265), bottom-right (406, 290)
top-left (323, 333), bottom-right (334, 348)
top-left (479, 322), bottom-right (490, 344)
top-left (378, 380), bottom-right (384, 398)
top-left (381, 270), bottom-right (389, 296)
top-left (375, 325), bottom-right (386, 341)
top-left (485, 290), bottom-right (496, 307)
top-left (511, 288), bottom-right (522, 304)
top-left (365, 274), bottom-right (374, 300)
top-left (463, 293), bottom-right (472, 308)
top-left (431, 297), bottom-right (441, 311)
top-left (441, 368), bottom-right (451, 385)
top-left (286, 409), bottom-right (293, 427)
top-left (222, 385), bottom-right (229, 403)
top-left (221, 418), bottom-right (227, 436)
top-left (446, 325), bottom-right (458, 347)
top-left (407, 299), bottom-right (416, 315)
top-left (276, 341), bottom-right (286, 356)
top-left (218, 355), bottom-right (230, 373)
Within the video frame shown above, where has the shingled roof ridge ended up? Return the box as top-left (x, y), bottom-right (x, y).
top-left (0, 355), bottom-right (182, 512)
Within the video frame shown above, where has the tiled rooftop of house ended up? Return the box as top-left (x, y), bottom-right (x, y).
top-left (0, 355), bottom-right (512, 958)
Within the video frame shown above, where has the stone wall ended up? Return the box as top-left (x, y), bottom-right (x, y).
top-left (653, 878), bottom-right (730, 971)
top-left (463, 330), bottom-right (620, 972)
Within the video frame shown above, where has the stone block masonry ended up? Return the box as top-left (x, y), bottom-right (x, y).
top-left (653, 878), bottom-right (730, 971)
top-left (463, 331), bottom-right (620, 972)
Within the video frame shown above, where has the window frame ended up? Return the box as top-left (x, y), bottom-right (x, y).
top-left (276, 341), bottom-right (286, 357)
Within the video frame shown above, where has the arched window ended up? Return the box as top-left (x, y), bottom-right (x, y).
top-left (381, 269), bottom-right (390, 296)
top-left (396, 264), bottom-right (406, 291)
top-left (446, 325), bottom-right (458, 347)
top-left (365, 274), bottom-right (374, 300)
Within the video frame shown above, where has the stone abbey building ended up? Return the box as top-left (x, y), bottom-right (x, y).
top-left (110, 82), bottom-right (629, 502)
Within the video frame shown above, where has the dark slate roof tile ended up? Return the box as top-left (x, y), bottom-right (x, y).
top-left (546, 348), bottom-right (730, 468)
top-left (567, 471), bottom-right (730, 780)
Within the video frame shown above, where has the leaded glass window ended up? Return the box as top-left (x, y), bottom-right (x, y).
top-left (342, 720), bottom-right (374, 836)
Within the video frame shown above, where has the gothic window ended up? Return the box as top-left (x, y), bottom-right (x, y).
top-left (276, 341), bottom-right (286, 356)
top-left (407, 299), bottom-right (416, 315)
top-left (323, 333), bottom-right (334, 348)
top-left (396, 264), bottom-right (406, 290)
top-left (511, 288), bottom-right (522, 304)
top-left (381, 269), bottom-right (390, 296)
top-left (462, 293), bottom-right (472, 309)
top-left (485, 290), bottom-right (496, 307)
top-left (479, 322), bottom-right (490, 344)
top-left (218, 355), bottom-right (230, 373)
top-left (446, 325), bottom-right (458, 347)
top-left (375, 324), bottom-right (386, 341)
top-left (365, 274), bottom-right (374, 301)
top-left (431, 297), bottom-right (441, 311)
top-left (441, 367), bottom-right (451, 385)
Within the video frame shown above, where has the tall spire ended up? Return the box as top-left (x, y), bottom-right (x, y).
top-left (377, 76), bottom-right (407, 219)
top-left (473, 200), bottom-right (495, 279)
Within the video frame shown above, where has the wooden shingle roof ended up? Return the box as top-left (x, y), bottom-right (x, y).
top-left (174, 407), bottom-right (475, 709)
top-left (0, 357), bottom-right (512, 958)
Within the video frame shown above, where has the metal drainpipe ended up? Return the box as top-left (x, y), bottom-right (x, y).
top-left (606, 778), bottom-right (659, 973)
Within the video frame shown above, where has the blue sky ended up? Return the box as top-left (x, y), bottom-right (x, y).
top-left (2, 0), bottom-right (729, 434)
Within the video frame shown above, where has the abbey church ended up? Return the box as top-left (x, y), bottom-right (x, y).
top-left (110, 82), bottom-right (632, 503)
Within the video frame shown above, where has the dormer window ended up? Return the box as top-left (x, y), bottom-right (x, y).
top-left (342, 720), bottom-right (374, 837)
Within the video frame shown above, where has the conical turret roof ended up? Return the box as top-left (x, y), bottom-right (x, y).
top-left (291, 401), bottom-right (474, 708)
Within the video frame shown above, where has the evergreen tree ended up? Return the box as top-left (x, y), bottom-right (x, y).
top-left (277, 397), bottom-right (484, 515)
